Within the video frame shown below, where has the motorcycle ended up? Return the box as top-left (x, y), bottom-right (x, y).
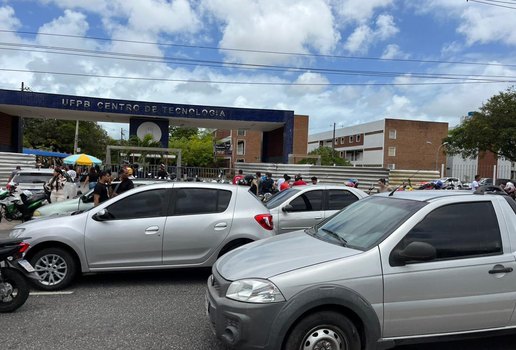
top-left (0, 238), bottom-right (40, 312)
top-left (0, 187), bottom-right (48, 222)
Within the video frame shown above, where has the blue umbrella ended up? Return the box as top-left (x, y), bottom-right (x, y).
top-left (63, 153), bottom-right (102, 166)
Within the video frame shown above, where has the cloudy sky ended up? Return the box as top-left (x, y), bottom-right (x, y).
top-left (1, 0), bottom-right (515, 138)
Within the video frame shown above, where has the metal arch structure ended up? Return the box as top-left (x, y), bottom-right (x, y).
top-left (0, 89), bottom-right (299, 164)
top-left (105, 145), bottom-right (182, 176)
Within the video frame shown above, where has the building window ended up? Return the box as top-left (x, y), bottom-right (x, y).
top-left (319, 141), bottom-right (323, 147)
top-left (349, 135), bottom-right (354, 143)
top-left (236, 140), bottom-right (245, 155)
top-left (356, 134), bottom-right (361, 142)
top-left (339, 151), bottom-right (344, 158)
top-left (388, 164), bottom-right (396, 170)
top-left (389, 129), bottom-right (397, 139)
top-left (237, 129), bottom-right (246, 136)
top-left (340, 137), bottom-right (345, 144)
top-left (236, 158), bottom-right (245, 162)
top-left (388, 147), bottom-right (396, 157)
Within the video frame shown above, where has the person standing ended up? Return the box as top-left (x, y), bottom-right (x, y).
top-left (280, 175), bottom-right (291, 191)
top-left (46, 167), bottom-right (68, 203)
top-left (84, 167), bottom-right (99, 190)
top-left (157, 164), bottom-right (169, 179)
top-left (93, 171), bottom-right (110, 206)
top-left (471, 175), bottom-right (481, 191)
top-left (7, 166), bottom-right (21, 184)
top-left (232, 169), bottom-right (245, 185)
top-left (310, 176), bottom-right (318, 185)
top-left (112, 167), bottom-right (135, 197)
top-left (292, 174), bottom-right (307, 186)
top-left (377, 178), bottom-right (391, 193)
top-left (260, 172), bottom-right (275, 195)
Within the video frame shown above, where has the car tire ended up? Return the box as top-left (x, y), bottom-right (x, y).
top-left (284, 311), bottom-right (361, 350)
top-left (30, 247), bottom-right (77, 291)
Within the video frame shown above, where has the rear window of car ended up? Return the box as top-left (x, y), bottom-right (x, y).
top-left (171, 188), bottom-right (232, 215)
top-left (264, 188), bottom-right (301, 209)
top-left (12, 173), bottom-right (52, 183)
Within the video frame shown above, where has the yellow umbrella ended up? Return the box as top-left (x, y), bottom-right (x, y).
top-left (63, 153), bottom-right (102, 166)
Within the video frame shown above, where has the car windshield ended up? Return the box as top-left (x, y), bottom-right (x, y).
top-left (310, 196), bottom-right (426, 251)
top-left (12, 173), bottom-right (52, 184)
top-left (264, 188), bottom-right (301, 209)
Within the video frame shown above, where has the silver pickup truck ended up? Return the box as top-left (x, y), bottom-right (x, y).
top-left (206, 190), bottom-right (516, 350)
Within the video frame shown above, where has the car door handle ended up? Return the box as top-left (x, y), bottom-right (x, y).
top-left (145, 226), bottom-right (160, 235)
top-left (489, 265), bottom-right (513, 274)
top-left (214, 223), bottom-right (227, 230)
top-left (314, 217), bottom-right (323, 220)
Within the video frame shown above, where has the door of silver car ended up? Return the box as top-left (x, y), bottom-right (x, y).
top-left (162, 188), bottom-right (234, 265)
top-left (278, 189), bottom-right (324, 233)
top-left (85, 188), bottom-right (170, 268)
top-left (381, 200), bottom-right (516, 338)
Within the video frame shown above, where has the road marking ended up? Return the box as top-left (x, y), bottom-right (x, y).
top-left (30, 291), bottom-right (74, 296)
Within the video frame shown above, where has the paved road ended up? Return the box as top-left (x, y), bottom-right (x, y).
top-left (1, 269), bottom-right (516, 350)
top-left (2, 220), bottom-right (516, 349)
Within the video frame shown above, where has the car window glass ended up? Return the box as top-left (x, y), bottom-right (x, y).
top-left (172, 188), bottom-right (232, 215)
top-left (327, 189), bottom-right (359, 210)
top-left (401, 202), bottom-right (502, 261)
top-left (289, 190), bottom-right (323, 212)
top-left (107, 189), bottom-right (168, 219)
top-left (265, 188), bottom-right (300, 209)
top-left (13, 173), bottom-right (52, 183)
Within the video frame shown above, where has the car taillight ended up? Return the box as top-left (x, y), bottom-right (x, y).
top-left (254, 214), bottom-right (273, 231)
top-left (18, 242), bottom-right (30, 254)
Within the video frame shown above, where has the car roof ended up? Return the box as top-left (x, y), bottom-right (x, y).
top-left (15, 168), bottom-right (54, 174)
top-left (374, 190), bottom-right (476, 202)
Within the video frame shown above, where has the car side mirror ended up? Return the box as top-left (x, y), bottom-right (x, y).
top-left (92, 209), bottom-right (112, 221)
top-left (282, 204), bottom-right (294, 213)
top-left (390, 241), bottom-right (436, 266)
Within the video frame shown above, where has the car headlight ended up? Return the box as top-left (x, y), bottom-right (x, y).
top-left (226, 279), bottom-right (285, 303)
top-left (33, 210), bottom-right (41, 217)
top-left (9, 228), bottom-right (25, 238)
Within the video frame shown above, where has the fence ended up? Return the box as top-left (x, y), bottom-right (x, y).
top-left (449, 163), bottom-right (514, 183)
top-left (0, 152), bottom-right (36, 185)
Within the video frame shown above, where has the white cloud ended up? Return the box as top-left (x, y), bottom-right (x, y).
top-left (332, 0), bottom-right (395, 24)
top-left (381, 44), bottom-right (409, 59)
top-left (344, 14), bottom-right (398, 53)
top-left (202, 0), bottom-right (340, 65)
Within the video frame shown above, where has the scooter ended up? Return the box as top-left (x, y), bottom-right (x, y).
top-left (0, 238), bottom-right (40, 312)
top-left (0, 187), bottom-right (48, 222)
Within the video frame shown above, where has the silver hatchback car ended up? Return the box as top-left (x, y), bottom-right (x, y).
top-left (10, 182), bottom-right (274, 290)
top-left (264, 185), bottom-right (368, 234)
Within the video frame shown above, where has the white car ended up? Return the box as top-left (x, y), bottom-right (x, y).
top-left (8, 168), bottom-right (77, 199)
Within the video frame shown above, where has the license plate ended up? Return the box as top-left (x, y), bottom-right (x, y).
top-left (17, 259), bottom-right (35, 273)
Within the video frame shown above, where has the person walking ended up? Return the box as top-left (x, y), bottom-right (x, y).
top-left (93, 171), bottom-right (111, 206)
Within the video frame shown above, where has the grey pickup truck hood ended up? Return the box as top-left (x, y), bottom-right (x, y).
top-left (215, 230), bottom-right (361, 281)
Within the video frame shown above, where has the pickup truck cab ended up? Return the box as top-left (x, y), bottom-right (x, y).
top-left (206, 190), bottom-right (516, 350)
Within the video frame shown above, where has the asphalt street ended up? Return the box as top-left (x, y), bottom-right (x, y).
top-left (2, 220), bottom-right (516, 350)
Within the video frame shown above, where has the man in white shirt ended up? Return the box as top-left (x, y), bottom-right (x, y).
top-left (471, 174), bottom-right (481, 191)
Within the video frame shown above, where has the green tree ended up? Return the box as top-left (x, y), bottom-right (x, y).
top-left (23, 118), bottom-right (113, 158)
top-left (445, 87), bottom-right (516, 162)
top-left (124, 134), bottom-right (162, 165)
top-left (299, 146), bottom-right (351, 166)
top-left (169, 132), bottom-right (214, 167)
top-left (169, 126), bottom-right (199, 139)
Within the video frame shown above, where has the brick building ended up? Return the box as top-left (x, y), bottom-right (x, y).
top-left (308, 118), bottom-right (449, 170)
top-left (214, 115), bottom-right (309, 167)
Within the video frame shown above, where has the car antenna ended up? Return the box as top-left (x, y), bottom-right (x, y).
top-left (388, 169), bottom-right (422, 197)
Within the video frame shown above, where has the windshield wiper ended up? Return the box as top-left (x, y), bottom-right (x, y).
top-left (320, 228), bottom-right (348, 247)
